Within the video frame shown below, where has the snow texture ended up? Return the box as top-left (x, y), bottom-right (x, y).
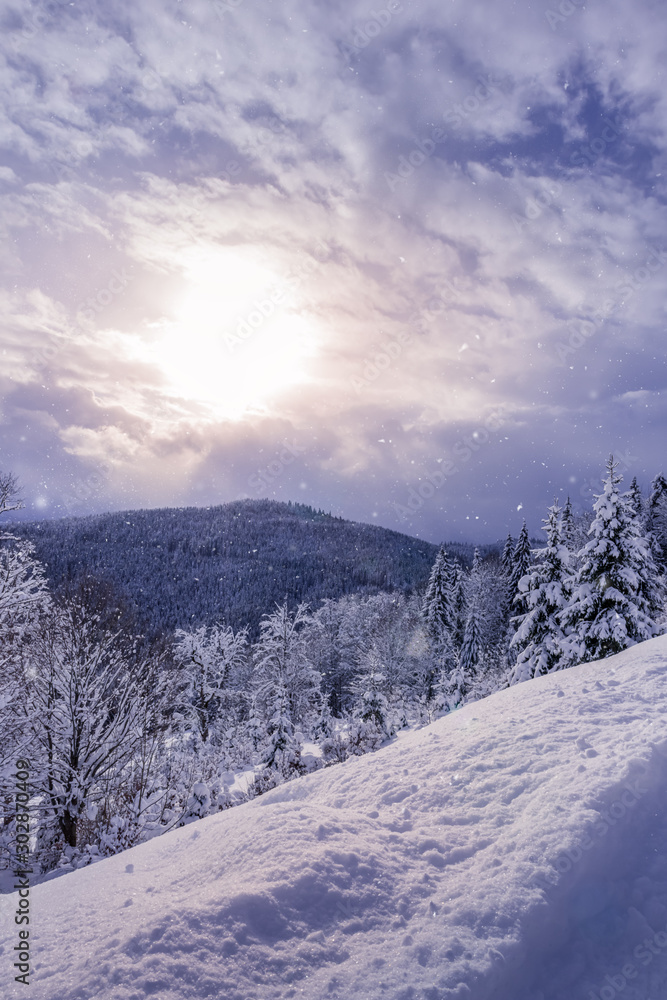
top-left (3, 637), bottom-right (667, 1000)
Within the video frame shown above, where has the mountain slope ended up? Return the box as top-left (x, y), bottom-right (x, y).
top-left (5, 637), bottom-right (667, 999)
top-left (11, 500), bottom-right (485, 636)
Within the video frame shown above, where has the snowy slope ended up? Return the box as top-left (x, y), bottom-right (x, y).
top-left (3, 637), bottom-right (667, 1000)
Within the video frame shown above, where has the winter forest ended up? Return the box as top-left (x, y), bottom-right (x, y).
top-left (1, 455), bottom-right (666, 881)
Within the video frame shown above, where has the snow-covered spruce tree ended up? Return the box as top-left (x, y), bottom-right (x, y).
top-left (509, 500), bottom-right (571, 683)
top-left (452, 565), bottom-right (467, 649)
top-left (478, 555), bottom-right (510, 649)
top-left (496, 533), bottom-right (515, 628)
top-left (646, 474), bottom-right (667, 567)
top-left (314, 690), bottom-right (350, 763)
top-left (508, 522), bottom-right (532, 622)
top-left (501, 534), bottom-right (514, 577)
top-left (559, 457), bottom-right (664, 665)
top-left (173, 623), bottom-right (248, 743)
top-left (422, 546), bottom-right (457, 645)
top-left (441, 549), bottom-right (485, 708)
top-left (628, 477), bottom-right (644, 519)
top-left (471, 555), bottom-right (513, 695)
top-left (347, 647), bottom-right (392, 754)
top-left (313, 697), bottom-right (334, 740)
top-left (252, 602), bottom-right (321, 732)
top-left (646, 474), bottom-right (667, 528)
top-left (560, 497), bottom-right (575, 551)
top-left (421, 547), bottom-right (458, 699)
top-left (460, 550), bottom-right (485, 673)
top-left (251, 681), bottom-right (305, 794)
top-left (264, 683), bottom-right (303, 772)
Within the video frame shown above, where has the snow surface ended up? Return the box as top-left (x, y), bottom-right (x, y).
top-left (3, 637), bottom-right (667, 1000)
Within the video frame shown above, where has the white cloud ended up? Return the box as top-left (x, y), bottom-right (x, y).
top-left (1, 0), bottom-right (666, 538)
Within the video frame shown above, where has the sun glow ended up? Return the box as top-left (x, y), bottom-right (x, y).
top-left (147, 247), bottom-right (320, 419)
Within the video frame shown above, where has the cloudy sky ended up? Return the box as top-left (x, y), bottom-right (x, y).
top-left (1, 0), bottom-right (666, 543)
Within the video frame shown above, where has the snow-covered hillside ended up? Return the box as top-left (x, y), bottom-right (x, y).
top-left (4, 637), bottom-right (667, 1000)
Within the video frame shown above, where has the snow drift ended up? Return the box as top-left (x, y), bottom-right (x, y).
top-left (3, 637), bottom-right (667, 1000)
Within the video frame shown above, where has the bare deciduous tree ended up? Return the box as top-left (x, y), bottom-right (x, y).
top-left (0, 472), bottom-right (23, 517)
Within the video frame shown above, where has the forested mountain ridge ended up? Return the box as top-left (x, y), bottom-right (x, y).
top-left (2, 461), bottom-right (665, 888)
top-left (10, 499), bottom-right (492, 636)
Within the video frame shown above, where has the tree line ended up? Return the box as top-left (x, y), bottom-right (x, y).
top-left (0, 457), bottom-right (665, 879)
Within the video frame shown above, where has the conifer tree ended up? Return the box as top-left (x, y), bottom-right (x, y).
top-left (263, 682), bottom-right (303, 776)
top-left (647, 474), bottom-right (667, 528)
top-left (313, 698), bottom-right (334, 741)
top-left (560, 457), bottom-right (664, 664)
top-left (501, 534), bottom-right (514, 577)
top-left (560, 497), bottom-right (575, 551)
top-left (422, 546), bottom-right (457, 644)
top-left (510, 500), bottom-right (571, 683)
top-left (499, 532), bottom-right (516, 627)
top-left (453, 549), bottom-right (485, 701)
top-left (355, 656), bottom-right (391, 737)
top-left (628, 477), bottom-right (643, 519)
top-left (452, 566), bottom-right (466, 648)
top-left (460, 603), bottom-right (484, 679)
top-left (421, 546), bottom-right (458, 701)
top-left (508, 521), bottom-right (532, 620)
top-left (347, 648), bottom-right (392, 754)
top-left (646, 474), bottom-right (667, 566)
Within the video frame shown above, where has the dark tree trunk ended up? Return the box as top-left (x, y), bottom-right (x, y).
top-left (60, 811), bottom-right (77, 848)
